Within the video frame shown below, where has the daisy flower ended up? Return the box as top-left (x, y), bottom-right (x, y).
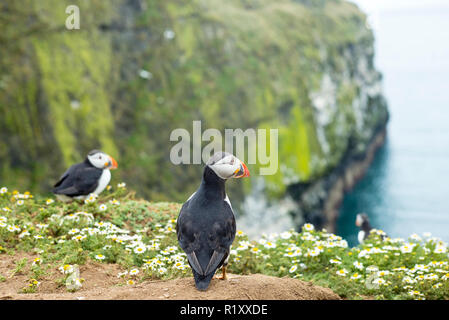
top-left (59, 264), bottom-right (74, 274)
top-left (280, 231), bottom-right (292, 239)
top-left (336, 269), bottom-right (348, 276)
top-left (377, 270), bottom-right (390, 277)
top-left (95, 254), bottom-right (106, 260)
top-left (19, 230), bottom-right (30, 238)
top-left (372, 278), bottom-right (386, 286)
top-left (434, 245), bottom-right (447, 254)
top-left (46, 199), bottom-right (54, 205)
top-left (73, 235), bottom-right (87, 241)
top-left (109, 199), bottom-right (120, 206)
top-left (350, 273), bottom-right (362, 280)
top-left (133, 245), bottom-right (146, 254)
top-left (129, 268), bottom-right (139, 276)
top-left (400, 244), bottom-right (414, 254)
top-left (408, 290), bottom-right (424, 297)
top-left (264, 242), bottom-right (276, 249)
top-left (16, 200), bottom-right (24, 206)
top-left (68, 228), bottom-right (80, 235)
top-left (7, 225), bottom-right (20, 232)
top-left (366, 266), bottom-right (379, 273)
top-left (289, 265), bottom-right (298, 273)
top-left (99, 204), bottom-right (107, 212)
top-left (402, 276), bottom-right (416, 284)
top-left (303, 223), bottom-right (314, 232)
top-left (236, 230), bottom-right (245, 237)
top-left (174, 261), bottom-right (185, 270)
top-left (353, 261), bottom-right (364, 270)
top-left (84, 193), bottom-right (98, 204)
top-left (424, 273), bottom-right (439, 281)
top-left (330, 259), bottom-right (342, 265)
top-left (117, 182), bottom-right (126, 188)
top-left (306, 248), bottom-right (321, 257)
top-left (433, 283), bottom-right (442, 289)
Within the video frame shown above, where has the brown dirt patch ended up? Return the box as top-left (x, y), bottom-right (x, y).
top-left (0, 254), bottom-right (339, 300)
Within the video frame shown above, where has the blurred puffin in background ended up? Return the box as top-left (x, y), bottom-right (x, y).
top-left (176, 151), bottom-right (250, 291)
top-left (53, 150), bottom-right (118, 202)
top-left (355, 213), bottom-right (372, 244)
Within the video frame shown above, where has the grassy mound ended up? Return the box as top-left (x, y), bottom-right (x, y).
top-left (0, 185), bottom-right (448, 299)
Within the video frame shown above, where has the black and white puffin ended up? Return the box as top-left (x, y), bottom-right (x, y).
top-left (176, 151), bottom-right (250, 291)
top-left (53, 150), bottom-right (118, 202)
top-left (355, 213), bottom-right (372, 244)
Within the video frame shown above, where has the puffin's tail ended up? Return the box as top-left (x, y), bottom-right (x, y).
top-left (193, 271), bottom-right (215, 291)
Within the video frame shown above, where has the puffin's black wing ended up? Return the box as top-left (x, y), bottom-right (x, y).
top-left (176, 199), bottom-right (236, 276)
top-left (53, 163), bottom-right (102, 196)
top-left (53, 164), bottom-right (77, 188)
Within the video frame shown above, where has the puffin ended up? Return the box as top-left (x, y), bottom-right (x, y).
top-left (53, 150), bottom-right (118, 202)
top-left (355, 213), bottom-right (372, 244)
top-left (176, 151), bottom-right (250, 291)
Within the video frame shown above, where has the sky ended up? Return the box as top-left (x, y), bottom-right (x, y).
top-left (349, 0), bottom-right (449, 72)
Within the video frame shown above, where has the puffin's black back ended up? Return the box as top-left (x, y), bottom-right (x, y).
top-left (53, 158), bottom-right (103, 196)
top-left (177, 166), bottom-right (236, 290)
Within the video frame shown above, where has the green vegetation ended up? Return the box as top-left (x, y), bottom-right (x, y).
top-left (1, 186), bottom-right (447, 299)
top-left (0, 0), bottom-right (388, 204)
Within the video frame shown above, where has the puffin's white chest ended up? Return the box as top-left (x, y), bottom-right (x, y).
top-left (224, 194), bottom-right (233, 212)
top-left (93, 169), bottom-right (111, 195)
top-left (358, 230), bottom-right (365, 244)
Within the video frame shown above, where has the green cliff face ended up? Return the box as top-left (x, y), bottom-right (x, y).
top-left (0, 0), bottom-right (388, 206)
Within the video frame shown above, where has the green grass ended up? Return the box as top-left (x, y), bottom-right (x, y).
top-left (1, 185), bottom-right (448, 299)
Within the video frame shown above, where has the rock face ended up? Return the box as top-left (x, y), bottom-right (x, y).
top-left (0, 0), bottom-right (388, 230)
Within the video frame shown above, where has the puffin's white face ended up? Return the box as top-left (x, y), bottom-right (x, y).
top-left (207, 152), bottom-right (250, 180)
top-left (355, 214), bottom-right (365, 227)
top-left (87, 151), bottom-right (118, 170)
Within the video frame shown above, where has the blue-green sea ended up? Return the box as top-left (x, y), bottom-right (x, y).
top-left (338, 2), bottom-right (449, 246)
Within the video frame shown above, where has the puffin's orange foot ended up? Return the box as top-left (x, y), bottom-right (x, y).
top-left (218, 266), bottom-right (227, 280)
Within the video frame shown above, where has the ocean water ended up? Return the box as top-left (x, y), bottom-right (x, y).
top-left (338, 2), bottom-right (449, 246)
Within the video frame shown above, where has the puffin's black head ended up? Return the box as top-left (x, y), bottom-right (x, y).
top-left (355, 213), bottom-right (370, 228)
top-left (205, 151), bottom-right (250, 180)
top-left (86, 150), bottom-right (118, 170)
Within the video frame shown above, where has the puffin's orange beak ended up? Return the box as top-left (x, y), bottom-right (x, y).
top-left (234, 162), bottom-right (250, 178)
top-left (109, 156), bottom-right (118, 170)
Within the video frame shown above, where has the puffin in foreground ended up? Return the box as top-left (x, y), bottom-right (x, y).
top-left (53, 150), bottom-right (118, 202)
top-left (355, 213), bottom-right (372, 244)
top-left (176, 152), bottom-right (250, 291)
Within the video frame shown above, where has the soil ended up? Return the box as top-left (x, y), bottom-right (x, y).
top-left (0, 254), bottom-right (340, 300)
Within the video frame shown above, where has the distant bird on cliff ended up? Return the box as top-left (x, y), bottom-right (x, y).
top-left (176, 151), bottom-right (250, 291)
top-left (355, 213), bottom-right (373, 244)
top-left (53, 150), bottom-right (118, 202)
top-left (355, 213), bottom-right (388, 244)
